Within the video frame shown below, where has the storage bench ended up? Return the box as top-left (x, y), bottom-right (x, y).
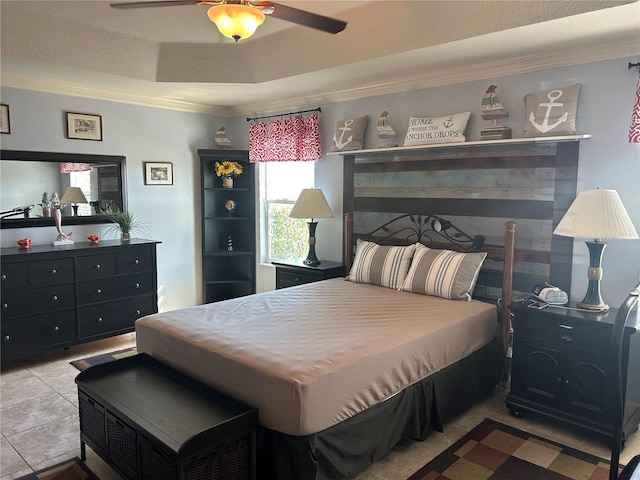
top-left (75, 353), bottom-right (258, 480)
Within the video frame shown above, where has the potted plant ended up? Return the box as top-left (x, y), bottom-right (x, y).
top-left (103, 207), bottom-right (147, 241)
top-left (215, 161), bottom-right (243, 188)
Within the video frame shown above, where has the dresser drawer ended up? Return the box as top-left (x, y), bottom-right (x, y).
top-left (77, 273), bottom-right (153, 305)
top-left (277, 270), bottom-right (321, 287)
top-left (1, 262), bottom-right (27, 290)
top-left (79, 295), bottom-right (156, 338)
top-left (1, 284), bottom-right (76, 318)
top-left (1, 310), bottom-right (77, 356)
top-left (77, 254), bottom-right (117, 280)
top-left (29, 258), bottom-right (74, 286)
top-left (514, 315), bottom-right (611, 352)
top-left (117, 248), bottom-right (153, 274)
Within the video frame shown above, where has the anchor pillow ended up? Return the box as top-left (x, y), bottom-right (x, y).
top-left (403, 112), bottom-right (471, 146)
top-left (330, 115), bottom-right (368, 152)
top-left (523, 83), bottom-right (581, 137)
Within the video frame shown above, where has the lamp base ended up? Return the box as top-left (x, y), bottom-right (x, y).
top-left (303, 221), bottom-right (321, 266)
top-left (577, 300), bottom-right (609, 311)
top-left (578, 240), bottom-right (609, 311)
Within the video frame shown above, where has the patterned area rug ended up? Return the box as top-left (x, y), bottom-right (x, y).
top-left (408, 418), bottom-right (617, 480)
top-left (70, 347), bottom-right (137, 371)
top-left (17, 457), bottom-right (97, 480)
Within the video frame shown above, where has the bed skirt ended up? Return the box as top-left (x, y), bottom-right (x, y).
top-left (255, 335), bottom-right (504, 480)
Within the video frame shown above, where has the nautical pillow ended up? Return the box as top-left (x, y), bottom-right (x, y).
top-left (330, 115), bottom-right (368, 152)
top-left (401, 243), bottom-right (487, 301)
top-left (347, 239), bottom-right (415, 290)
top-left (522, 83), bottom-right (581, 137)
top-left (403, 112), bottom-right (471, 146)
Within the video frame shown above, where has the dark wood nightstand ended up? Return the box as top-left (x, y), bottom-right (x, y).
top-left (271, 260), bottom-right (346, 289)
top-left (506, 300), bottom-right (640, 443)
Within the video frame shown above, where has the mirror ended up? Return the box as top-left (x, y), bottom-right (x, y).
top-left (0, 150), bottom-right (127, 229)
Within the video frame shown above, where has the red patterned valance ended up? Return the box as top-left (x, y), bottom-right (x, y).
top-left (60, 162), bottom-right (91, 173)
top-left (249, 113), bottom-right (321, 162)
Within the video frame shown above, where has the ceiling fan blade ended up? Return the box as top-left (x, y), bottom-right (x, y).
top-left (257, 1), bottom-right (347, 34)
top-left (110, 0), bottom-right (200, 9)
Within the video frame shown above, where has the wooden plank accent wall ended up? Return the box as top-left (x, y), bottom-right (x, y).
top-left (342, 140), bottom-right (581, 302)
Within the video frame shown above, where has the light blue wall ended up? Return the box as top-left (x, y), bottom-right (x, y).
top-left (237, 57), bottom-right (640, 307)
top-left (0, 88), bottom-right (225, 311)
top-left (2, 57), bottom-right (639, 309)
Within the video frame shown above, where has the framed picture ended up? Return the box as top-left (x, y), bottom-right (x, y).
top-left (144, 162), bottom-right (174, 185)
top-left (0, 104), bottom-right (10, 134)
top-left (66, 112), bottom-right (102, 141)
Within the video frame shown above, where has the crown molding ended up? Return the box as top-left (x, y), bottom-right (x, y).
top-left (0, 73), bottom-right (233, 116)
top-left (227, 35), bottom-right (640, 117)
top-left (2, 35), bottom-right (637, 118)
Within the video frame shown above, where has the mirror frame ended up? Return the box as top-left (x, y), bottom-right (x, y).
top-left (1, 150), bottom-right (127, 229)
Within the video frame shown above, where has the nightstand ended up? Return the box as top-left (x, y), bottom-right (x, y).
top-left (506, 300), bottom-right (640, 443)
top-left (272, 260), bottom-right (346, 289)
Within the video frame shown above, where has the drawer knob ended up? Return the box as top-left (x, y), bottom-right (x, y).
top-left (96, 289), bottom-right (102, 294)
top-left (50, 269), bottom-right (57, 274)
top-left (3, 335), bottom-right (9, 341)
top-left (2, 274), bottom-right (6, 280)
top-left (95, 264), bottom-right (101, 269)
top-left (135, 259), bottom-right (140, 265)
top-left (136, 309), bottom-right (141, 315)
top-left (51, 295), bottom-right (58, 301)
top-left (53, 326), bottom-right (59, 332)
top-left (2, 303), bottom-right (7, 309)
top-left (558, 324), bottom-right (574, 330)
top-left (97, 317), bottom-right (103, 323)
top-left (135, 283), bottom-right (140, 289)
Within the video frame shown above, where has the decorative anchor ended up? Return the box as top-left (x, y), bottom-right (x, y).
top-left (443, 116), bottom-right (454, 128)
top-left (333, 119), bottom-right (354, 149)
top-left (529, 89), bottom-right (568, 133)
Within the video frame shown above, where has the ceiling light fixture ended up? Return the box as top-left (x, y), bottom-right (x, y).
top-left (207, 4), bottom-right (265, 42)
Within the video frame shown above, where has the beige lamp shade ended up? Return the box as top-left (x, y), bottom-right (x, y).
top-left (60, 187), bottom-right (88, 204)
top-left (289, 189), bottom-right (334, 220)
top-left (207, 4), bottom-right (265, 42)
top-left (553, 189), bottom-right (638, 240)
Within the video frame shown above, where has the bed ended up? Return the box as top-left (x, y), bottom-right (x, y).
top-left (136, 213), bottom-right (516, 480)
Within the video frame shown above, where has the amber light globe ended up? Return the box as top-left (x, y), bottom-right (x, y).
top-left (207, 4), bottom-right (265, 42)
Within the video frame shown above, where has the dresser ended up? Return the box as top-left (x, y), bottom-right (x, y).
top-left (272, 260), bottom-right (346, 289)
top-left (506, 300), bottom-right (640, 443)
top-left (1, 239), bottom-right (159, 362)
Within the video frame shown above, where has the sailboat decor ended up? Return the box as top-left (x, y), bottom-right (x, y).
top-left (480, 85), bottom-right (512, 140)
top-left (377, 111), bottom-right (398, 147)
top-left (215, 127), bottom-right (234, 149)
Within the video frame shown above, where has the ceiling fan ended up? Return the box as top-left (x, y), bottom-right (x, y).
top-left (110, 0), bottom-right (348, 42)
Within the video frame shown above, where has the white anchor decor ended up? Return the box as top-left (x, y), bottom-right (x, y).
top-left (523, 83), bottom-right (581, 137)
top-left (330, 115), bottom-right (368, 152)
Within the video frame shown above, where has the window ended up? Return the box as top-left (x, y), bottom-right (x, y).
top-left (260, 161), bottom-right (314, 262)
top-left (70, 171), bottom-right (92, 216)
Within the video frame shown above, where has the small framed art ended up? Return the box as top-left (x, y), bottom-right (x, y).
top-left (1, 104), bottom-right (10, 134)
top-left (66, 112), bottom-right (102, 141)
top-left (144, 162), bottom-right (174, 185)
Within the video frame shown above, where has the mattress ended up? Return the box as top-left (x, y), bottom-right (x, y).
top-left (136, 278), bottom-right (497, 436)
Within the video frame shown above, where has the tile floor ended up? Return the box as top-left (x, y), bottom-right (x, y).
top-left (1, 333), bottom-right (638, 480)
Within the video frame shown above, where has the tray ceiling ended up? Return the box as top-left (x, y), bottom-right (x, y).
top-left (1, 1), bottom-right (638, 116)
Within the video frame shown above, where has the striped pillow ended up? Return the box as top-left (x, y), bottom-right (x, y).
top-left (347, 240), bottom-right (415, 290)
top-left (401, 243), bottom-right (487, 301)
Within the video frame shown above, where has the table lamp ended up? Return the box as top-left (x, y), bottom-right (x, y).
top-left (289, 188), bottom-right (334, 266)
top-left (553, 188), bottom-right (638, 311)
top-left (61, 187), bottom-right (88, 216)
